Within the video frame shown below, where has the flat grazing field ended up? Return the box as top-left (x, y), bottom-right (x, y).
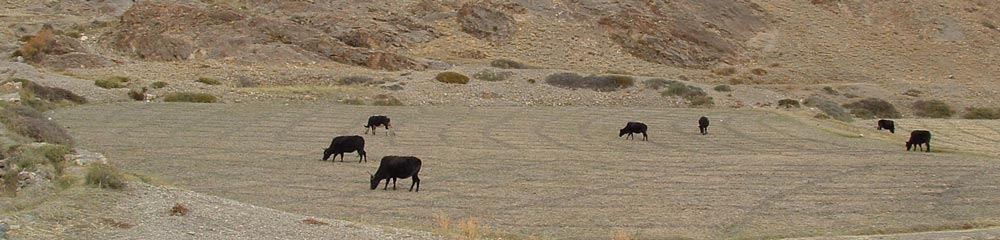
top-left (53, 103), bottom-right (1000, 239)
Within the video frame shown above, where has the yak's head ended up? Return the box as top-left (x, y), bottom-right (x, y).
top-left (619, 128), bottom-right (628, 137)
top-left (369, 174), bottom-right (379, 190)
top-left (322, 148), bottom-right (333, 161)
top-left (905, 141), bottom-right (912, 151)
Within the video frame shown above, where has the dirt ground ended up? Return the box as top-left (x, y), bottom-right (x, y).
top-left (52, 103), bottom-right (1000, 239)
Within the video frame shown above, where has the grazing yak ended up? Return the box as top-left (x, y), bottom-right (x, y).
top-left (322, 135), bottom-right (367, 162)
top-left (877, 119), bottom-right (896, 134)
top-left (906, 130), bottom-right (932, 152)
top-left (619, 122), bottom-right (648, 141)
top-left (370, 156), bottom-right (422, 192)
top-left (698, 116), bottom-right (710, 135)
top-left (364, 115), bottom-right (392, 135)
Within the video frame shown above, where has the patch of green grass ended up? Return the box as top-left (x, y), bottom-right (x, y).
top-left (660, 81), bottom-right (713, 106)
top-left (163, 92), bottom-right (217, 103)
top-left (196, 77), bottom-right (222, 85)
top-left (94, 76), bottom-right (130, 89)
top-left (912, 100), bottom-right (954, 118)
top-left (713, 85), bottom-right (732, 92)
top-left (151, 81), bottom-right (168, 89)
top-left (85, 163), bottom-right (126, 189)
top-left (962, 107), bottom-right (999, 119)
top-left (436, 72), bottom-right (471, 84)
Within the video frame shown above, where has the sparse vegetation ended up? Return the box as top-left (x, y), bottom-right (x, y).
top-left (340, 97), bottom-right (365, 105)
top-left (94, 76), bottom-right (130, 89)
top-left (14, 24), bottom-right (55, 62)
top-left (163, 92), bottom-right (217, 103)
top-left (235, 76), bottom-right (258, 88)
top-left (778, 99), bottom-right (800, 108)
top-left (613, 229), bottom-right (635, 240)
top-left (814, 113), bottom-right (830, 119)
top-left (0, 104), bottom-right (75, 145)
top-left (339, 76), bottom-right (373, 85)
top-left (301, 218), bottom-right (329, 225)
top-left (603, 70), bottom-right (633, 75)
top-left (661, 81), bottom-right (713, 106)
top-left (822, 86), bottom-right (839, 95)
top-left (545, 73), bottom-right (634, 92)
top-left (913, 100), bottom-right (954, 118)
top-left (643, 78), bottom-right (674, 90)
top-left (688, 95), bottom-right (714, 106)
top-left (85, 163), bottom-right (126, 189)
top-left (903, 89), bottom-right (923, 97)
top-left (842, 98), bottom-right (901, 119)
top-left (196, 77), bottom-right (222, 85)
top-left (170, 203), bottom-right (190, 216)
top-left (713, 84), bottom-right (733, 92)
top-left (372, 94), bottom-right (404, 106)
top-left (490, 59), bottom-right (533, 69)
top-left (151, 81), bottom-right (168, 89)
top-left (962, 107), bottom-right (999, 119)
top-left (128, 87), bottom-right (148, 101)
top-left (16, 79), bottom-right (86, 104)
top-left (804, 96), bottom-right (851, 121)
top-left (712, 67), bottom-right (737, 76)
top-left (472, 69), bottom-right (513, 82)
top-left (750, 68), bottom-right (768, 76)
top-left (100, 218), bottom-right (134, 229)
top-left (436, 72), bottom-right (471, 84)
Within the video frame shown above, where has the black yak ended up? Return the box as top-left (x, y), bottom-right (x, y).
top-left (364, 115), bottom-right (392, 135)
top-left (906, 130), bottom-right (932, 152)
top-left (698, 116), bottom-right (710, 135)
top-left (619, 122), bottom-right (648, 141)
top-left (322, 135), bottom-right (367, 162)
top-left (370, 156), bottom-right (422, 192)
top-left (877, 119), bottom-right (896, 134)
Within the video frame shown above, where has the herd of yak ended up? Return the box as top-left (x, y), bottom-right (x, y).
top-left (323, 116), bottom-right (933, 193)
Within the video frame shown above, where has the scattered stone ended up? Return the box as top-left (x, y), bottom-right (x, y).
top-left (68, 149), bottom-right (108, 166)
top-left (379, 82), bottom-right (404, 91)
top-left (0, 93), bottom-right (20, 103)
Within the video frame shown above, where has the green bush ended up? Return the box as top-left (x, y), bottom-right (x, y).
top-left (490, 59), bottom-right (533, 69)
top-left (18, 144), bottom-right (70, 177)
top-left (0, 104), bottom-right (74, 145)
top-left (196, 77), bottom-right (221, 85)
top-left (962, 107), bottom-right (999, 119)
top-left (163, 92), bottom-right (217, 103)
top-left (643, 78), bottom-right (675, 90)
top-left (660, 81), bottom-right (712, 106)
top-left (778, 99), bottom-right (800, 108)
top-left (436, 72), bottom-right (470, 84)
top-left (85, 163), bottom-right (126, 189)
top-left (473, 70), bottom-right (513, 82)
top-left (842, 98), bottom-right (901, 119)
top-left (95, 76), bottom-right (130, 89)
top-left (912, 100), bottom-right (954, 118)
top-left (544, 73), bottom-right (633, 92)
top-left (713, 85), bottom-right (733, 92)
top-left (804, 96), bottom-right (851, 122)
top-left (151, 81), bottom-right (168, 89)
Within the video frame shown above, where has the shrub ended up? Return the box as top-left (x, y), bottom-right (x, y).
top-left (490, 59), bottom-right (533, 69)
top-left (15, 24), bottom-right (55, 62)
top-left (340, 97), bottom-right (364, 105)
top-left (814, 113), bottom-right (830, 119)
top-left (913, 100), bottom-right (954, 118)
top-left (712, 67), bottom-right (736, 76)
top-left (713, 84), bottom-right (733, 92)
top-left (842, 98), bottom-right (901, 119)
top-left (128, 87), bottom-right (148, 101)
top-left (804, 96), bottom-right (851, 121)
top-left (17, 79), bottom-right (86, 104)
top-left (196, 77), bottom-right (221, 85)
top-left (163, 92), bottom-right (217, 103)
top-left (85, 163), bottom-right (126, 189)
top-left (170, 203), bottom-right (190, 216)
top-left (0, 104), bottom-right (75, 145)
top-left (903, 89), bottom-right (922, 97)
top-left (472, 69), bottom-right (513, 82)
top-left (660, 82), bottom-right (712, 106)
top-left (962, 107), bottom-right (999, 119)
top-left (235, 76), bottom-right (258, 88)
top-left (603, 70), bottom-right (633, 75)
top-left (545, 73), bottom-right (633, 92)
top-left (643, 78), bottom-right (674, 90)
top-left (339, 76), bottom-right (373, 85)
top-left (750, 68), bottom-right (768, 76)
top-left (436, 72), bottom-right (470, 84)
top-left (151, 81), bottom-right (168, 89)
top-left (526, 79), bottom-right (535, 84)
top-left (688, 95), bottom-right (714, 106)
top-left (778, 99), bottom-right (800, 108)
top-left (302, 218), bottom-right (329, 225)
top-left (95, 76), bottom-right (130, 89)
top-left (822, 86), bottom-right (839, 95)
top-left (371, 94), bottom-right (403, 106)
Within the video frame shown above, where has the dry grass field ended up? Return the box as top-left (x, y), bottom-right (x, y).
top-left (52, 103), bottom-right (1000, 239)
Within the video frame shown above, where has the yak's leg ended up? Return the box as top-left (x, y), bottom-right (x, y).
top-left (392, 178), bottom-right (397, 190)
top-left (642, 132), bottom-right (648, 141)
top-left (383, 179), bottom-right (390, 190)
top-left (410, 174), bottom-right (420, 192)
top-left (925, 143), bottom-right (930, 152)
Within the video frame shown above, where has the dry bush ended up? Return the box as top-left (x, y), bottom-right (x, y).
top-left (814, 113), bottom-right (830, 119)
top-left (913, 100), bottom-right (954, 118)
top-left (372, 94), bottom-right (404, 106)
top-left (17, 79), bottom-right (86, 104)
top-left (235, 76), bottom-right (259, 88)
top-left (15, 24), bottom-right (56, 62)
top-left (301, 218), bottom-right (329, 225)
top-left (0, 104), bottom-right (75, 145)
top-left (903, 89), bottom-right (922, 97)
top-left (19, 144), bottom-right (70, 177)
top-left (163, 92), bottom-right (217, 103)
top-left (459, 218), bottom-right (482, 240)
top-left (490, 59), bottom-right (533, 69)
top-left (778, 99), bottom-right (800, 108)
top-left (85, 163), bottom-right (126, 189)
top-left (434, 213), bottom-right (451, 232)
top-left (750, 68), bottom-right (768, 76)
top-left (128, 87), bottom-right (148, 101)
top-left (822, 86), bottom-right (839, 95)
top-left (962, 107), bottom-right (999, 119)
top-left (340, 97), bottom-right (365, 105)
top-left (842, 98), bottom-right (901, 119)
top-left (545, 73), bottom-right (633, 92)
top-left (100, 218), bottom-right (134, 229)
top-left (436, 72), bottom-right (470, 84)
top-left (661, 82), bottom-right (712, 106)
top-left (170, 203), bottom-right (190, 216)
top-left (712, 67), bottom-right (737, 76)
top-left (713, 84), bottom-right (733, 92)
top-left (339, 76), bottom-right (373, 85)
top-left (196, 77), bottom-right (221, 85)
top-left (95, 76), bottom-right (130, 89)
top-left (472, 69), bottom-right (513, 82)
top-left (689, 95), bottom-right (714, 106)
top-left (613, 229), bottom-right (634, 240)
top-left (643, 78), bottom-right (675, 90)
top-left (151, 81), bottom-right (168, 89)
top-left (804, 96), bottom-right (851, 121)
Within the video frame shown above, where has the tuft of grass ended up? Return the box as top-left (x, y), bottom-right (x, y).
top-left (842, 98), bottom-right (901, 119)
top-left (660, 81), bottom-right (713, 106)
top-left (16, 79), bottom-right (86, 104)
top-left (434, 213), bottom-right (451, 232)
top-left (712, 67), bottom-right (737, 76)
top-left (903, 89), bottom-right (922, 97)
top-left (128, 87), bottom-right (148, 101)
top-left (913, 100), bottom-right (954, 118)
top-left (163, 92), bottom-right (217, 103)
top-left (196, 77), bottom-right (222, 85)
top-left (459, 218), bottom-right (482, 240)
top-left (170, 203), bottom-right (190, 216)
top-left (643, 78), bottom-right (675, 90)
top-left (436, 72), bottom-right (470, 84)
top-left (713, 84), bottom-right (733, 92)
top-left (151, 81), bottom-right (168, 89)
top-left (613, 229), bottom-right (635, 240)
top-left (21, 144), bottom-right (70, 177)
top-left (95, 76), bottom-right (130, 89)
top-left (372, 94), bottom-right (404, 106)
top-left (689, 95), bottom-right (714, 106)
top-left (822, 86), bottom-right (839, 95)
top-left (545, 73), bottom-right (633, 92)
top-left (301, 218), bottom-right (329, 225)
top-left (778, 99), bottom-right (800, 108)
top-left (339, 76), bottom-right (373, 85)
top-left (473, 69), bottom-right (513, 82)
top-left (804, 96), bottom-right (851, 122)
top-left (0, 104), bottom-right (75, 145)
top-left (85, 163), bottom-right (126, 189)
top-left (962, 107), bottom-right (999, 119)
top-left (490, 59), bottom-right (533, 69)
